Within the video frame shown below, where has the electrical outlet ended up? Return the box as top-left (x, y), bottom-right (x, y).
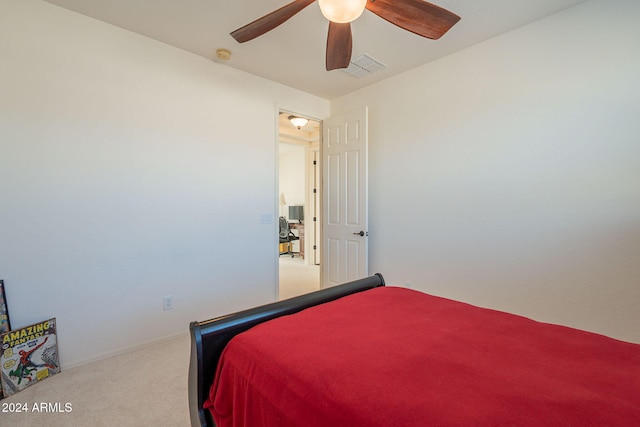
top-left (163, 295), bottom-right (174, 311)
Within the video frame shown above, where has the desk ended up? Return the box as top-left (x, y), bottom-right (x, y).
top-left (289, 223), bottom-right (304, 259)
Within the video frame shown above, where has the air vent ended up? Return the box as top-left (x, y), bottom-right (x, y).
top-left (343, 54), bottom-right (387, 78)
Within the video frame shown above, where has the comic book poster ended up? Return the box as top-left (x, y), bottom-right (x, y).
top-left (0, 280), bottom-right (9, 334)
top-left (1, 318), bottom-right (60, 398)
top-left (0, 280), bottom-right (8, 399)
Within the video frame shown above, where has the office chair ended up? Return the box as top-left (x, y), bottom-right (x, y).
top-left (279, 216), bottom-right (299, 257)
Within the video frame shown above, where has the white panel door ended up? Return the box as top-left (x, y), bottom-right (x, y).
top-left (322, 107), bottom-right (368, 287)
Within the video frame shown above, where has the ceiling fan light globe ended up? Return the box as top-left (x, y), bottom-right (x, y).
top-left (318, 0), bottom-right (367, 24)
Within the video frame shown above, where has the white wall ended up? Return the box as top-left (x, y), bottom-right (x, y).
top-left (279, 145), bottom-right (306, 217)
top-left (332, 0), bottom-right (640, 343)
top-left (0, 0), bottom-right (329, 367)
top-left (279, 145), bottom-right (306, 255)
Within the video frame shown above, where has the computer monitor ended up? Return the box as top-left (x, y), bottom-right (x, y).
top-left (289, 205), bottom-right (304, 223)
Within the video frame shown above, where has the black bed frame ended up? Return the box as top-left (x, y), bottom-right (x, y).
top-left (188, 273), bottom-right (386, 427)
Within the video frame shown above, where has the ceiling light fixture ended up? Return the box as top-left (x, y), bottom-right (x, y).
top-left (318, 0), bottom-right (367, 23)
top-left (288, 116), bottom-right (309, 130)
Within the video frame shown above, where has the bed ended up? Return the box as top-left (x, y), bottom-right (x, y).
top-left (188, 273), bottom-right (640, 427)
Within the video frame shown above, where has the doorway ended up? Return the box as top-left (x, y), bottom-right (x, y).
top-left (278, 111), bottom-right (321, 299)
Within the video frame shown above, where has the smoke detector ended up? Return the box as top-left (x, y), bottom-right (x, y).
top-left (216, 48), bottom-right (232, 61)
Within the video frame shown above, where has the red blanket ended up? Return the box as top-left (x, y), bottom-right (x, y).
top-left (206, 287), bottom-right (640, 426)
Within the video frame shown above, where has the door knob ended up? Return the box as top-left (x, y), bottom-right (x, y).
top-left (353, 231), bottom-right (366, 236)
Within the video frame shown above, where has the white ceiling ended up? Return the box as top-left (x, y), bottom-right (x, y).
top-left (43, 0), bottom-right (589, 99)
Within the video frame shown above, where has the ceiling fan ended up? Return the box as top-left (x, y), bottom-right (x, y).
top-left (230, 0), bottom-right (461, 71)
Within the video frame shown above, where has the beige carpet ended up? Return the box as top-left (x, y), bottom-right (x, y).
top-left (1, 261), bottom-right (317, 426)
top-left (279, 256), bottom-right (320, 300)
top-left (1, 333), bottom-right (191, 426)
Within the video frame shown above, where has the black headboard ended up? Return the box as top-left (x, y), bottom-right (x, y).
top-left (188, 273), bottom-right (386, 427)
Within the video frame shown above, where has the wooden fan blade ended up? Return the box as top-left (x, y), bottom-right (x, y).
top-left (365, 0), bottom-right (460, 40)
top-left (231, 0), bottom-right (316, 43)
top-left (326, 22), bottom-right (352, 71)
